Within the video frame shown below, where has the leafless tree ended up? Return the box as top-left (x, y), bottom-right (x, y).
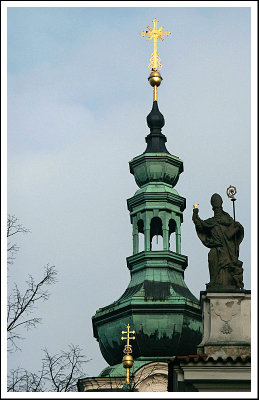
top-left (7, 215), bottom-right (57, 351)
top-left (7, 214), bottom-right (57, 351)
top-left (7, 264), bottom-right (57, 351)
top-left (7, 215), bottom-right (89, 392)
top-left (7, 366), bottom-right (46, 392)
top-left (7, 214), bottom-right (30, 265)
top-left (43, 345), bottom-right (89, 392)
top-left (7, 345), bottom-right (89, 392)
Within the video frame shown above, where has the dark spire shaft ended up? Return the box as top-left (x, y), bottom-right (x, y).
top-left (145, 100), bottom-right (169, 153)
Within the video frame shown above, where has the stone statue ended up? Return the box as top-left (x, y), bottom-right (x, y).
top-left (192, 193), bottom-right (244, 290)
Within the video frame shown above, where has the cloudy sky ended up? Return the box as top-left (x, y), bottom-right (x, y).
top-left (5, 3), bottom-right (253, 383)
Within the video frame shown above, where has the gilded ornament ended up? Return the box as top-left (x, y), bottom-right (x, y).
top-left (140, 18), bottom-right (171, 71)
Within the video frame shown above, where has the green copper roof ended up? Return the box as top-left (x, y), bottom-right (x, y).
top-left (99, 360), bottom-right (152, 378)
top-left (92, 250), bottom-right (202, 366)
top-left (91, 99), bottom-right (202, 368)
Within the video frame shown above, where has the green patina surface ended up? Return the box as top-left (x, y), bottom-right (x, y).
top-left (92, 190), bottom-right (202, 365)
top-left (99, 360), bottom-right (152, 378)
top-left (129, 152), bottom-right (183, 188)
top-left (92, 122), bottom-right (202, 367)
top-left (93, 278), bottom-right (202, 366)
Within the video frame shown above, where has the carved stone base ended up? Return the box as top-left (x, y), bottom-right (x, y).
top-left (78, 361), bottom-right (168, 392)
top-left (197, 290), bottom-right (250, 359)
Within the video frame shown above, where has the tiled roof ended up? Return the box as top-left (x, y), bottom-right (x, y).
top-left (169, 354), bottom-right (251, 365)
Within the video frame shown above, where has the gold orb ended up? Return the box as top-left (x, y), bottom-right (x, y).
top-left (122, 354), bottom-right (134, 369)
top-left (148, 71), bottom-right (162, 87)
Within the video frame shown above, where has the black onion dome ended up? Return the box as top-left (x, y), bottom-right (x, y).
top-left (147, 100), bottom-right (165, 130)
top-left (145, 101), bottom-right (169, 153)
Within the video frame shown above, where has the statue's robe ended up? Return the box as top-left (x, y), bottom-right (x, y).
top-left (193, 210), bottom-right (244, 288)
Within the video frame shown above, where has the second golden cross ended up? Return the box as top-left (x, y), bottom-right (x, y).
top-left (121, 323), bottom-right (135, 354)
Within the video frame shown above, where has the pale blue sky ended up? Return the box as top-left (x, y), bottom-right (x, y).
top-left (7, 5), bottom-right (251, 381)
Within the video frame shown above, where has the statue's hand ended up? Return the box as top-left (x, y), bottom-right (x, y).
top-left (193, 208), bottom-right (199, 216)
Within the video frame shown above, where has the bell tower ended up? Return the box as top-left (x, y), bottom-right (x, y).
top-left (128, 100), bottom-right (184, 256)
top-left (91, 19), bottom-right (202, 376)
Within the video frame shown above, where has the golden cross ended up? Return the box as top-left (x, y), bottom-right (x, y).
top-left (121, 323), bottom-right (135, 354)
top-left (140, 18), bottom-right (171, 71)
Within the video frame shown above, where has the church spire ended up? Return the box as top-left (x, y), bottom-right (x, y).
top-left (91, 19), bottom-right (202, 375)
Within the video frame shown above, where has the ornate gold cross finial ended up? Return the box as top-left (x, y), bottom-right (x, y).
top-left (121, 323), bottom-right (135, 355)
top-left (193, 202), bottom-right (199, 209)
top-left (140, 18), bottom-right (171, 71)
top-left (121, 324), bottom-right (135, 385)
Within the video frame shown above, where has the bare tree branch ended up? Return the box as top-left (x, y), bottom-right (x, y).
top-left (7, 346), bottom-right (90, 392)
top-left (7, 215), bottom-right (30, 265)
top-left (7, 366), bottom-right (46, 392)
top-left (42, 345), bottom-right (89, 392)
top-left (7, 214), bottom-right (30, 238)
top-left (6, 216), bottom-right (89, 392)
top-left (7, 265), bottom-right (57, 351)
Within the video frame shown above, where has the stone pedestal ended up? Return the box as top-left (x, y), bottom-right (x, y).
top-left (197, 290), bottom-right (251, 359)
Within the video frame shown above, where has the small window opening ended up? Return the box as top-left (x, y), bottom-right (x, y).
top-left (169, 219), bottom-right (176, 252)
top-left (137, 219), bottom-right (144, 252)
top-left (150, 217), bottom-right (163, 251)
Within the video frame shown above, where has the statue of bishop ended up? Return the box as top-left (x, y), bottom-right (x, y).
top-left (192, 193), bottom-right (244, 290)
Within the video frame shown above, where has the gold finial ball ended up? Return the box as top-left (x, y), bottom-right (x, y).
top-left (122, 354), bottom-right (134, 369)
top-left (148, 71), bottom-right (162, 87)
